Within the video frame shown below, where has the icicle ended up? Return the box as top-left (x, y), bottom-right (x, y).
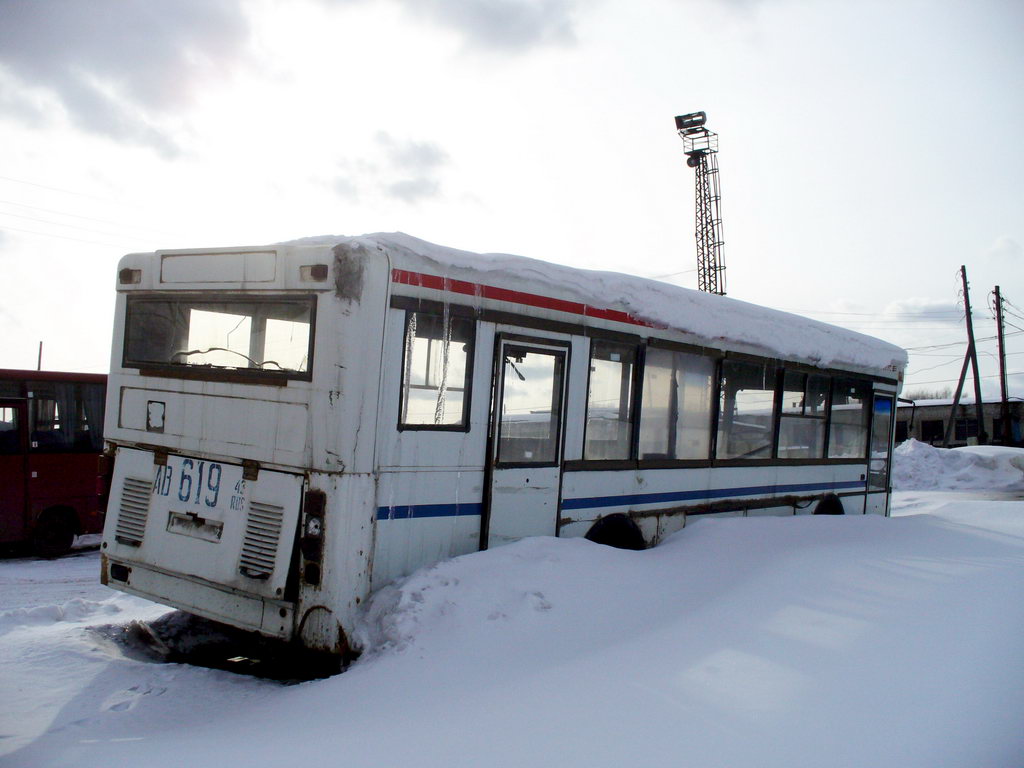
top-left (401, 312), bottom-right (417, 423)
top-left (434, 303), bottom-right (451, 424)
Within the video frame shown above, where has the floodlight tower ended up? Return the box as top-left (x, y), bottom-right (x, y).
top-left (675, 111), bottom-right (725, 295)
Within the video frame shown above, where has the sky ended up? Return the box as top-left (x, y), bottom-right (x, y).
top-left (0, 0), bottom-right (1022, 400)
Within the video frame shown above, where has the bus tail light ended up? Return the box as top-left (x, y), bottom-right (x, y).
top-left (300, 264), bottom-right (329, 282)
top-left (300, 489), bottom-right (326, 587)
top-left (118, 268), bottom-right (142, 284)
top-left (96, 454), bottom-right (113, 500)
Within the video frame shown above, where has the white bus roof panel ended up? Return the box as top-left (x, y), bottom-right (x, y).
top-left (160, 250), bottom-right (277, 283)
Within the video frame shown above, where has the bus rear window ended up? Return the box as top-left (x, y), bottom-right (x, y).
top-left (124, 297), bottom-right (315, 378)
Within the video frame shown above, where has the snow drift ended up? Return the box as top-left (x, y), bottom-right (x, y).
top-left (893, 439), bottom-right (1024, 491)
top-left (7, 511), bottom-right (1021, 768)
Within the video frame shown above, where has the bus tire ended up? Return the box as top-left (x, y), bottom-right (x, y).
top-left (584, 513), bottom-right (646, 550)
top-left (813, 493), bottom-right (845, 516)
top-left (32, 509), bottom-right (76, 558)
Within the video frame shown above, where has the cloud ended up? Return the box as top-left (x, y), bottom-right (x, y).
top-left (325, 0), bottom-right (577, 51)
top-left (882, 297), bottom-right (963, 322)
top-left (332, 176), bottom-right (360, 201)
top-left (0, 0), bottom-right (249, 154)
top-left (326, 133), bottom-right (449, 204)
top-left (403, 0), bottom-right (577, 51)
top-left (375, 131), bottom-right (449, 172)
top-left (385, 177), bottom-right (441, 204)
top-left (987, 236), bottom-right (1022, 263)
top-left (375, 132), bottom-right (449, 203)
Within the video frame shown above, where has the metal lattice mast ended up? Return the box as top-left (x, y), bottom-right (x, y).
top-left (675, 111), bottom-right (725, 295)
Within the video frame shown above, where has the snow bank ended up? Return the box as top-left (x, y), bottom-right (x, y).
top-left (893, 439), bottom-right (1024, 491)
top-left (283, 232), bottom-right (907, 376)
top-left (4, 505), bottom-right (1024, 768)
top-left (0, 598), bottom-right (123, 636)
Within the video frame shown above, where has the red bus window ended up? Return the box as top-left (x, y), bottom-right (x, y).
top-left (0, 407), bottom-right (19, 454)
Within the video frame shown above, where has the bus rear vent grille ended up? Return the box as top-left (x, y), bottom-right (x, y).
top-left (239, 501), bottom-right (284, 580)
top-left (115, 477), bottom-right (153, 547)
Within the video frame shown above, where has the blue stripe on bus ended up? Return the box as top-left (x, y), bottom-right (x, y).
top-left (560, 480), bottom-right (867, 512)
top-left (376, 480), bottom-right (865, 520)
top-left (376, 502), bottom-right (484, 520)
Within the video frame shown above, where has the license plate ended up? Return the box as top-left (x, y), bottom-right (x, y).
top-left (151, 455), bottom-right (247, 517)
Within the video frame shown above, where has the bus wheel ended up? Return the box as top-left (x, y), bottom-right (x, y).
top-left (813, 494), bottom-right (845, 516)
top-left (584, 513), bottom-right (646, 550)
top-left (33, 510), bottom-right (76, 558)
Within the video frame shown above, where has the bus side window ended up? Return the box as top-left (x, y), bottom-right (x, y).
top-left (583, 340), bottom-right (637, 460)
top-left (639, 347), bottom-right (715, 460)
top-left (26, 381), bottom-right (104, 453)
top-left (29, 391), bottom-right (70, 451)
top-left (399, 310), bottom-right (474, 429)
top-left (777, 371), bottom-right (828, 459)
top-left (0, 407), bottom-right (19, 454)
top-left (827, 378), bottom-right (871, 458)
top-left (716, 359), bottom-right (776, 460)
top-left (76, 383), bottom-right (106, 451)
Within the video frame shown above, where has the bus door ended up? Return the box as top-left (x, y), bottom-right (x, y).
top-left (0, 400), bottom-right (27, 543)
top-left (484, 338), bottom-right (568, 549)
top-left (865, 394), bottom-right (895, 516)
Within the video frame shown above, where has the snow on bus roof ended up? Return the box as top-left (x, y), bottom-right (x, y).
top-left (282, 232), bottom-right (908, 378)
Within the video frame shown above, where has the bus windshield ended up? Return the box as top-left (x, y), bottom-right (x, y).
top-left (124, 296), bottom-right (314, 376)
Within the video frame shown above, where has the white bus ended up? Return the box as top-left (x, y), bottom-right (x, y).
top-left (100, 233), bottom-right (906, 658)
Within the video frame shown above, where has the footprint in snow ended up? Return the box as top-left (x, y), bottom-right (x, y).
top-left (102, 684), bottom-right (167, 713)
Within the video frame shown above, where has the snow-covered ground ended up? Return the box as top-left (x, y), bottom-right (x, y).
top-left (2, 444), bottom-right (1023, 768)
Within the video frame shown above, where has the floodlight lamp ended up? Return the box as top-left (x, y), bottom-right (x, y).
top-left (674, 111), bottom-right (707, 132)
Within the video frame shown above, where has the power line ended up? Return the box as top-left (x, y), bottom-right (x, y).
top-left (1003, 296), bottom-right (1024, 315)
top-left (0, 174), bottom-right (123, 204)
top-left (904, 330), bottom-right (1024, 351)
top-left (0, 210), bottom-right (146, 243)
top-left (782, 308), bottom-right (965, 318)
top-left (0, 198), bottom-right (179, 238)
top-left (905, 370), bottom-right (1024, 386)
top-left (648, 267), bottom-right (698, 279)
top-left (1005, 320), bottom-right (1024, 334)
top-left (826, 324), bottom-right (975, 330)
top-left (0, 225), bottom-right (126, 248)
top-left (906, 359), bottom-right (969, 376)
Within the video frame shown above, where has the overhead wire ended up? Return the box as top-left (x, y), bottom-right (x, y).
top-left (0, 210), bottom-right (148, 243)
top-left (0, 173), bottom-right (129, 205)
top-left (905, 370), bottom-right (1024, 387)
top-left (0, 224), bottom-right (128, 248)
top-left (0, 198), bottom-right (179, 238)
top-left (904, 330), bottom-right (1023, 351)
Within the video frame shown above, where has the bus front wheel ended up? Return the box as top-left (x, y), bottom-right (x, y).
top-left (32, 509), bottom-right (76, 558)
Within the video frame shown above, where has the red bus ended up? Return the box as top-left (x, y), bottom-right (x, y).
top-left (0, 369), bottom-right (107, 557)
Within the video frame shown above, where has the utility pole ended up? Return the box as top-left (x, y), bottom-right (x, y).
top-left (37, 341), bottom-right (42, 371)
top-left (944, 266), bottom-right (987, 446)
top-left (994, 286), bottom-right (1011, 444)
top-left (943, 354), bottom-right (971, 448)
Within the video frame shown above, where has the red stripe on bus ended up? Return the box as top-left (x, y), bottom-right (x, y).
top-left (391, 268), bottom-right (657, 328)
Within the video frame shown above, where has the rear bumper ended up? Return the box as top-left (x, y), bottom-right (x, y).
top-left (102, 554), bottom-right (296, 639)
